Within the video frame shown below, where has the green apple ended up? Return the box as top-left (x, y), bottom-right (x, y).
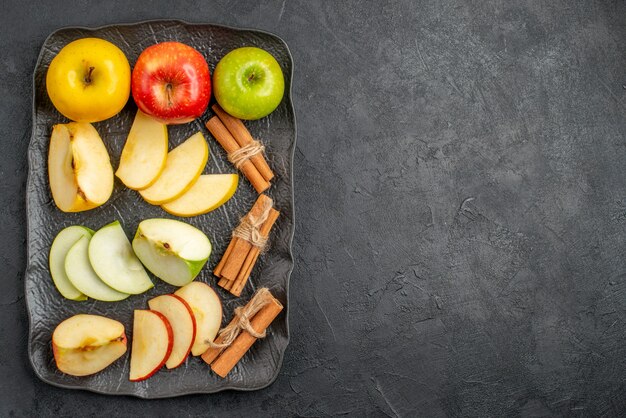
top-left (89, 221), bottom-right (153, 294)
top-left (213, 47), bottom-right (285, 120)
top-left (132, 219), bottom-right (212, 287)
top-left (49, 225), bottom-right (94, 301)
top-left (65, 236), bottom-right (129, 302)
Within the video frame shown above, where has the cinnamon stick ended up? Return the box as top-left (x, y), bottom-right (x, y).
top-left (218, 195), bottom-right (273, 282)
top-left (212, 104), bottom-right (274, 182)
top-left (205, 294), bottom-right (283, 377)
top-left (230, 208), bottom-right (280, 297)
top-left (205, 117), bottom-right (270, 193)
top-left (213, 238), bottom-right (236, 278)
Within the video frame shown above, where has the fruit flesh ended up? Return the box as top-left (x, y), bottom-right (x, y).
top-left (129, 310), bottom-right (173, 381)
top-left (116, 110), bottom-right (168, 190)
top-left (64, 236), bottom-right (129, 302)
top-left (88, 221), bottom-right (153, 294)
top-left (49, 225), bottom-right (93, 300)
top-left (132, 218), bottom-right (211, 286)
top-left (52, 314), bottom-right (127, 377)
top-left (161, 174), bottom-right (238, 217)
top-left (48, 122), bottom-right (114, 212)
top-left (148, 294), bottom-right (196, 369)
top-left (174, 282), bottom-right (222, 356)
top-left (139, 132), bottom-right (209, 205)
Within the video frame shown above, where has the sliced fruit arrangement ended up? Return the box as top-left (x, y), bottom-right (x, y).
top-left (116, 109), bottom-right (168, 190)
top-left (139, 132), bottom-right (209, 205)
top-left (89, 221), bottom-right (153, 294)
top-left (51, 282), bottom-right (223, 380)
top-left (52, 314), bottom-right (127, 377)
top-left (49, 217), bottom-right (212, 301)
top-left (48, 122), bottom-right (114, 212)
top-left (49, 221), bottom-right (154, 301)
top-left (65, 235), bottom-right (130, 302)
top-left (148, 294), bottom-right (196, 369)
top-left (49, 225), bottom-right (94, 301)
top-left (132, 218), bottom-right (212, 287)
top-left (128, 282), bottom-right (222, 380)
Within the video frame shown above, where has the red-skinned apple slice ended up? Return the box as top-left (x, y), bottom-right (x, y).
top-left (174, 282), bottom-right (222, 356)
top-left (52, 314), bottom-right (127, 377)
top-left (129, 310), bottom-right (173, 382)
top-left (148, 294), bottom-right (196, 369)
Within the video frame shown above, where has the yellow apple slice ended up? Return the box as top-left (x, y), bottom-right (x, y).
top-left (139, 132), bottom-right (208, 205)
top-left (48, 122), bottom-right (114, 212)
top-left (52, 314), bottom-right (127, 377)
top-left (161, 174), bottom-right (238, 217)
top-left (116, 110), bottom-right (168, 190)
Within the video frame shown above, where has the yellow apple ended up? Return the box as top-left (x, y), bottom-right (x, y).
top-left (52, 314), bottom-right (127, 377)
top-left (139, 132), bottom-right (208, 205)
top-left (116, 110), bottom-right (168, 190)
top-left (46, 38), bottom-right (131, 122)
top-left (161, 174), bottom-right (238, 217)
top-left (48, 122), bottom-right (114, 212)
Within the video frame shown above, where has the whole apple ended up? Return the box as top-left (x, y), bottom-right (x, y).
top-left (132, 42), bottom-right (211, 124)
top-left (213, 47), bottom-right (285, 120)
top-left (46, 38), bottom-right (131, 123)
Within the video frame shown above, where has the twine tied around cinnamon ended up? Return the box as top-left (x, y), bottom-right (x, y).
top-left (206, 288), bottom-right (274, 348)
top-left (228, 140), bottom-right (265, 170)
top-left (231, 196), bottom-right (273, 251)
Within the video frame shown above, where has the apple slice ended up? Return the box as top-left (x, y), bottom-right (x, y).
top-left (148, 294), bottom-right (196, 369)
top-left (88, 221), bottom-right (153, 294)
top-left (49, 225), bottom-right (93, 300)
top-left (139, 132), bottom-right (208, 205)
top-left (132, 218), bottom-right (212, 286)
top-left (116, 109), bottom-right (168, 190)
top-left (48, 122), bottom-right (114, 212)
top-left (52, 314), bottom-right (127, 377)
top-left (65, 236), bottom-right (129, 302)
top-left (161, 174), bottom-right (238, 217)
top-left (129, 310), bottom-right (173, 381)
top-left (174, 282), bottom-right (222, 356)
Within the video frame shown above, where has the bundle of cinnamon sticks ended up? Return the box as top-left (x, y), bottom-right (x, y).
top-left (202, 287), bottom-right (283, 378)
top-left (215, 194), bottom-right (279, 297)
top-left (205, 104), bottom-right (274, 193)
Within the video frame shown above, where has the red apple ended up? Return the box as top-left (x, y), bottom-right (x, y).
top-left (131, 42), bottom-right (211, 125)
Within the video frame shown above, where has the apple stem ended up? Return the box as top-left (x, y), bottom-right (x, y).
top-left (85, 66), bottom-right (95, 84)
top-left (166, 83), bottom-right (173, 106)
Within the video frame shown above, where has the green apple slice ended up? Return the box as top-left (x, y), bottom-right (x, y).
top-left (132, 219), bottom-right (211, 287)
top-left (49, 225), bottom-right (94, 301)
top-left (65, 236), bottom-right (129, 302)
top-left (88, 221), bottom-right (153, 294)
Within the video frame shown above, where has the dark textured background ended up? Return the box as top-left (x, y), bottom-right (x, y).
top-left (2, 0), bottom-right (626, 416)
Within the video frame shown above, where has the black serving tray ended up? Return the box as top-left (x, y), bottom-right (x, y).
top-left (25, 20), bottom-right (295, 398)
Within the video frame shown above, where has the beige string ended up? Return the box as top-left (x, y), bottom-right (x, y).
top-left (228, 140), bottom-right (265, 169)
top-left (232, 197), bottom-right (272, 250)
top-left (206, 288), bottom-right (274, 348)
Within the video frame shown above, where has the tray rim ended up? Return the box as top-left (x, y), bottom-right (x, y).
top-left (25, 18), bottom-right (296, 398)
